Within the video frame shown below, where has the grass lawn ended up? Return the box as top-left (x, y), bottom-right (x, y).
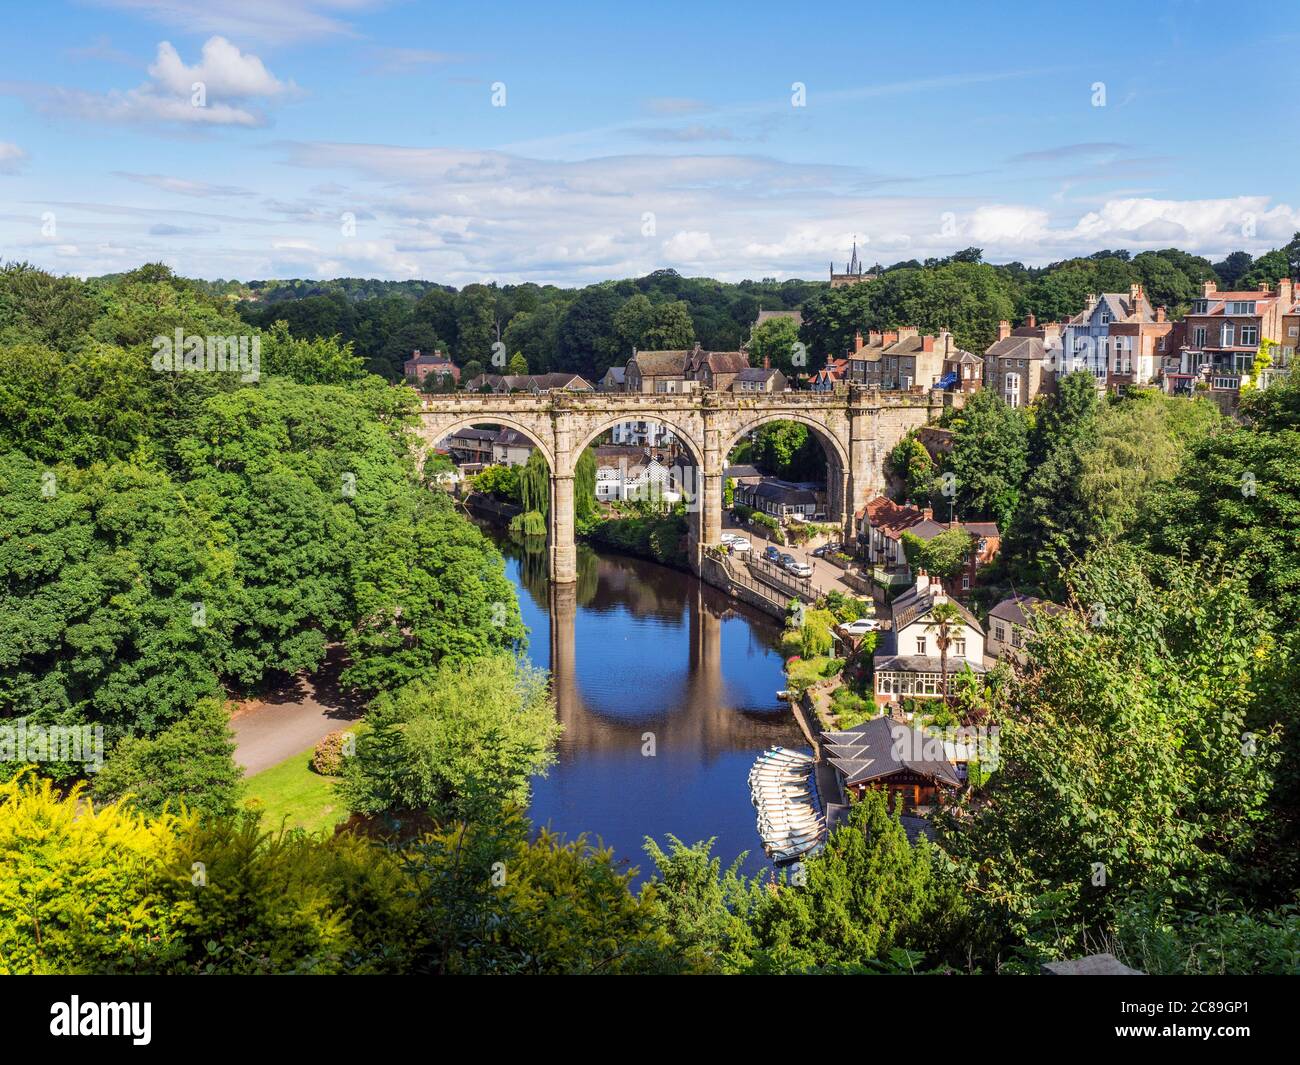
top-left (243, 744), bottom-right (351, 835)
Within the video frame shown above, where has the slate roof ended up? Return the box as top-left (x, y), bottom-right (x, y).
top-left (750, 481), bottom-right (816, 506)
top-left (724, 464), bottom-right (762, 481)
top-left (988, 593), bottom-right (1066, 627)
top-left (890, 584), bottom-right (982, 634)
top-left (984, 335), bottom-right (1047, 360)
top-left (822, 717), bottom-right (962, 788)
top-left (732, 367), bottom-right (783, 384)
top-left (629, 350), bottom-right (688, 376)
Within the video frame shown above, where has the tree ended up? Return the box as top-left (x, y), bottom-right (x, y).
top-left (887, 434), bottom-right (936, 505)
top-left (92, 699), bottom-right (243, 817)
top-left (642, 301), bottom-right (695, 350)
top-left (941, 549), bottom-right (1279, 960)
top-left (923, 601), bottom-right (966, 705)
top-left (338, 654), bottom-right (560, 821)
top-left (748, 316), bottom-right (804, 377)
top-left (506, 352), bottom-right (528, 377)
top-left (901, 530), bottom-right (972, 585)
top-left (942, 389), bottom-right (1029, 529)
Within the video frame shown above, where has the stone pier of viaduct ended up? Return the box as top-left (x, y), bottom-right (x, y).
top-left (416, 387), bottom-right (947, 583)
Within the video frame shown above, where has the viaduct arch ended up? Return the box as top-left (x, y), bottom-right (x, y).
top-left (415, 387), bottom-right (947, 583)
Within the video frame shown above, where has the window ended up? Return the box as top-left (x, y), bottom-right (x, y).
top-left (952, 638), bottom-right (967, 656)
top-left (1011, 628), bottom-right (1023, 649)
top-left (1004, 372), bottom-right (1021, 408)
top-left (992, 621), bottom-right (1006, 642)
top-left (1221, 324), bottom-right (1235, 347)
top-left (1100, 311), bottom-right (1111, 324)
top-left (1241, 325), bottom-right (1259, 346)
top-left (1233, 353), bottom-right (1253, 373)
top-left (1228, 301), bottom-right (1257, 315)
top-left (1193, 326), bottom-right (1207, 347)
top-left (961, 576), bottom-right (970, 591)
top-left (1213, 377), bottom-right (1238, 390)
top-left (1192, 301), bottom-right (1209, 314)
top-left (915, 636), bottom-right (927, 655)
top-left (1289, 325), bottom-right (1299, 337)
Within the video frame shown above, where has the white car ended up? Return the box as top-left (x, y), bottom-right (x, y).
top-left (726, 537), bottom-right (752, 553)
top-left (838, 618), bottom-right (879, 636)
top-left (785, 561), bottom-right (813, 579)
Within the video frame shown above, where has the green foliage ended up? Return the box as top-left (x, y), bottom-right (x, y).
top-left (900, 529), bottom-right (972, 581)
top-left (339, 654), bottom-right (559, 821)
top-left (943, 388), bottom-right (1029, 529)
top-left (887, 433), bottom-right (936, 505)
top-left (586, 507), bottom-right (690, 568)
top-left (799, 608), bottom-right (837, 659)
top-left (471, 462), bottom-right (521, 504)
top-left (509, 509), bottom-right (546, 537)
top-left (1116, 896), bottom-right (1300, 975)
top-left (749, 420), bottom-right (826, 481)
top-left (519, 448), bottom-right (549, 516)
top-left (942, 548), bottom-right (1280, 958)
top-left (748, 316), bottom-right (804, 377)
top-left (92, 699), bottom-right (243, 817)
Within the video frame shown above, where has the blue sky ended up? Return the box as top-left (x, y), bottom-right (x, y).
top-left (1, 0), bottom-right (1297, 284)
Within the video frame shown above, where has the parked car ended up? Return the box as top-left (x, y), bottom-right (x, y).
top-left (785, 561), bottom-right (813, 579)
top-left (838, 618), bottom-right (879, 636)
top-left (728, 537), bottom-right (752, 553)
top-left (764, 545), bottom-right (782, 563)
top-left (811, 545), bottom-right (828, 558)
top-left (779, 553), bottom-right (796, 568)
top-left (720, 533), bottom-right (741, 544)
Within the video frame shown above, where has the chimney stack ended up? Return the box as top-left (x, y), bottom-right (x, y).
top-left (1156, 305), bottom-right (1167, 323)
top-left (763, 354), bottom-right (770, 369)
top-left (922, 506), bottom-right (933, 521)
top-left (922, 335), bottom-right (935, 353)
top-left (998, 320), bottom-right (1011, 341)
top-left (1025, 312), bottom-right (1037, 329)
top-left (854, 330), bottom-right (865, 354)
top-left (914, 569), bottom-right (930, 594)
top-left (883, 330), bottom-right (899, 345)
top-left (1278, 279), bottom-right (1294, 305)
top-left (1202, 280), bottom-right (1218, 298)
top-left (898, 326), bottom-right (919, 341)
top-left (1129, 282), bottom-right (1144, 306)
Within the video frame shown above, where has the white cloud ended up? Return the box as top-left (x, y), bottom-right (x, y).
top-left (7, 37), bottom-right (292, 128)
top-left (148, 37), bottom-right (293, 98)
top-left (92, 0), bottom-right (380, 43)
top-left (0, 142), bottom-right (28, 174)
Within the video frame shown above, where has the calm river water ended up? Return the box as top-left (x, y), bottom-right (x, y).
top-left (486, 528), bottom-right (808, 883)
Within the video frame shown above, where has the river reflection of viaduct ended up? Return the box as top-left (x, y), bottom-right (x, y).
top-left (538, 554), bottom-right (799, 756)
top-left (419, 388), bottom-right (946, 583)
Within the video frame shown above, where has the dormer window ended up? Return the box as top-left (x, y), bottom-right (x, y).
top-left (1228, 301), bottom-right (1256, 316)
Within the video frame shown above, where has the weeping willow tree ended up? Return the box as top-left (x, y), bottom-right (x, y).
top-left (575, 448), bottom-right (597, 523)
top-left (520, 449), bottom-right (549, 516)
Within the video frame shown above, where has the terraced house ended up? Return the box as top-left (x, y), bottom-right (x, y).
top-left (982, 317), bottom-right (1062, 408)
top-left (1060, 284), bottom-right (1171, 392)
top-left (844, 328), bottom-right (959, 391)
top-left (1168, 279), bottom-right (1295, 396)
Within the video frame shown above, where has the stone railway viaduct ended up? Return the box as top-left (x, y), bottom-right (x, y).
top-left (416, 388), bottom-right (947, 583)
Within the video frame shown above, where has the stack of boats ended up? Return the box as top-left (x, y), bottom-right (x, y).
top-left (748, 746), bottom-right (825, 862)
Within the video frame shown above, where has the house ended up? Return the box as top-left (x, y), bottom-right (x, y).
top-left (491, 428), bottom-right (535, 467)
top-left (986, 594), bottom-right (1066, 666)
top-left (593, 446), bottom-right (677, 503)
top-left (684, 344), bottom-right (751, 391)
top-left (941, 347), bottom-right (983, 393)
top-left (404, 350), bottom-right (460, 386)
top-left (982, 317), bottom-right (1063, 408)
top-left (821, 717), bottom-right (962, 813)
top-left (731, 366), bottom-right (788, 393)
top-left (1061, 284), bottom-right (1171, 392)
top-left (609, 419), bottom-right (673, 448)
top-left (1172, 279), bottom-right (1294, 397)
top-left (734, 478), bottom-right (819, 520)
top-left (464, 372), bottom-right (593, 394)
top-left (624, 350), bottom-right (692, 393)
top-left (723, 463), bottom-right (763, 486)
top-left (845, 328), bottom-right (958, 391)
top-left (872, 571), bottom-right (987, 706)
top-left (598, 366), bottom-right (625, 392)
top-left (444, 427), bottom-right (497, 465)
top-left (810, 357), bottom-right (849, 392)
top-left (856, 496), bottom-right (999, 595)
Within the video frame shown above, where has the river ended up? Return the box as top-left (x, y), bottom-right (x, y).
top-left (485, 527), bottom-right (809, 884)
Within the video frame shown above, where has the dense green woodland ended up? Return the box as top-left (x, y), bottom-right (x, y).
top-left (220, 238), bottom-right (1300, 384)
top-left (1, 261), bottom-right (1298, 975)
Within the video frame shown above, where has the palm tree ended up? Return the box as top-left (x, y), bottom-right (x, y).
top-left (925, 600), bottom-right (965, 705)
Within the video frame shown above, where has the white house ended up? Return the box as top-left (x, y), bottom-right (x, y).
top-left (593, 447), bottom-right (679, 503)
top-left (610, 420), bottom-right (673, 448)
top-left (491, 428), bottom-right (535, 467)
top-left (873, 571), bottom-right (986, 705)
